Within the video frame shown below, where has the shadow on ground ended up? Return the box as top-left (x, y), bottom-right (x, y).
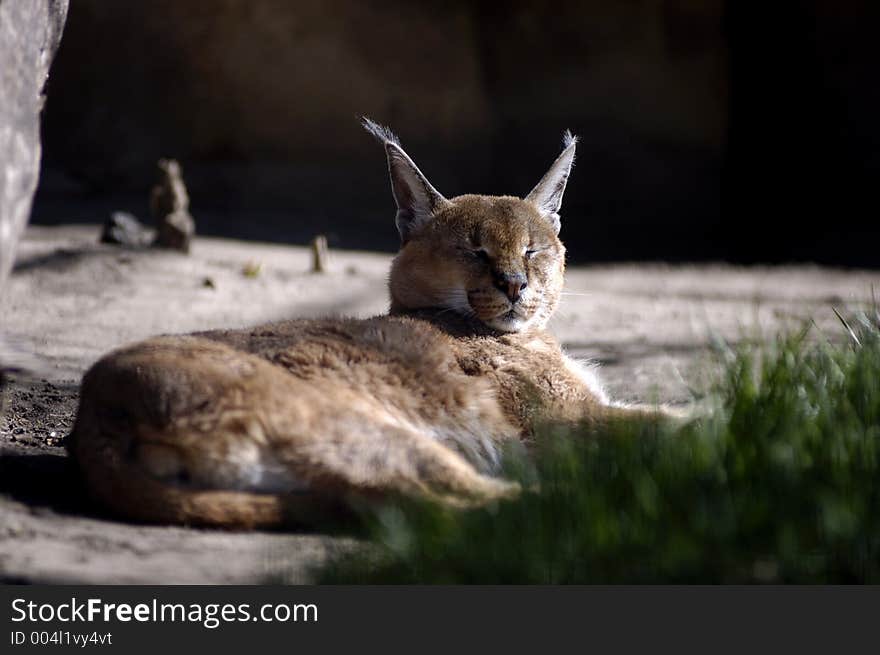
top-left (0, 377), bottom-right (102, 522)
top-left (0, 452), bottom-right (94, 517)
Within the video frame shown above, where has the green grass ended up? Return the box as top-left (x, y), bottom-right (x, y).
top-left (319, 308), bottom-right (880, 583)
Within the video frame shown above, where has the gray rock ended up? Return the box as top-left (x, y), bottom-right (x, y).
top-left (150, 159), bottom-right (195, 253)
top-left (0, 0), bottom-right (68, 294)
top-left (0, 1), bottom-right (68, 386)
top-left (155, 210), bottom-right (195, 253)
top-left (99, 211), bottom-right (151, 247)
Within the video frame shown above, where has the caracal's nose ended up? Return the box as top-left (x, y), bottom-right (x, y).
top-left (493, 271), bottom-right (528, 303)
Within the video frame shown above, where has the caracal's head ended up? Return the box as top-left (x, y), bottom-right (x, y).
top-left (364, 118), bottom-right (576, 333)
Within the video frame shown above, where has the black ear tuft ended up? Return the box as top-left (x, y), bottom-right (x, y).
top-left (361, 117), bottom-right (401, 147)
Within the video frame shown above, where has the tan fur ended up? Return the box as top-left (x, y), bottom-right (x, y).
top-left (69, 125), bottom-right (670, 527)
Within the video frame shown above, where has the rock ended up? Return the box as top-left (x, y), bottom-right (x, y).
top-left (150, 159), bottom-right (195, 253)
top-left (1, 0), bottom-right (67, 406)
top-left (155, 210), bottom-right (195, 253)
top-left (99, 211), bottom-right (151, 247)
top-left (311, 235), bottom-right (329, 273)
top-left (150, 159), bottom-right (188, 217)
top-left (0, 0), bottom-right (68, 293)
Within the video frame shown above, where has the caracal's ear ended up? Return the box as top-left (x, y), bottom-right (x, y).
top-left (525, 130), bottom-right (578, 234)
top-left (362, 117), bottom-right (448, 243)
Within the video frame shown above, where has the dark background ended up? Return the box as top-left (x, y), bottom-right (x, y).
top-left (32, 0), bottom-right (880, 266)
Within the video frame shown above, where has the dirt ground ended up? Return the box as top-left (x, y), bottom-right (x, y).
top-left (1, 225), bottom-right (877, 583)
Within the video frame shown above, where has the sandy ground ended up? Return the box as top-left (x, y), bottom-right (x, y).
top-left (1, 224), bottom-right (878, 583)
